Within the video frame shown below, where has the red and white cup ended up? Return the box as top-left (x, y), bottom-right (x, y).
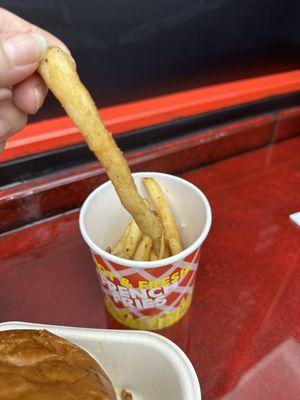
top-left (80, 172), bottom-right (212, 330)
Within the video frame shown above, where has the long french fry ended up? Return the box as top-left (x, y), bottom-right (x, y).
top-left (143, 178), bottom-right (183, 255)
top-left (133, 235), bottom-right (152, 261)
top-left (38, 47), bottom-right (162, 248)
top-left (112, 220), bottom-right (142, 259)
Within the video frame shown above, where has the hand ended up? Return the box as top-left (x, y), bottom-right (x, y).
top-left (0, 8), bottom-right (70, 153)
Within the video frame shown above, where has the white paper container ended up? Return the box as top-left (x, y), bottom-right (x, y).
top-left (80, 172), bottom-right (212, 330)
top-left (0, 321), bottom-right (201, 400)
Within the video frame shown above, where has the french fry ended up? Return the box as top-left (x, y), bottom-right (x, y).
top-left (143, 178), bottom-right (183, 256)
top-left (38, 47), bottom-right (162, 247)
top-left (112, 220), bottom-right (142, 259)
top-left (158, 231), bottom-right (166, 260)
top-left (133, 235), bottom-right (152, 261)
top-left (143, 198), bottom-right (152, 208)
top-left (144, 196), bottom-right (166, 259)
top-left (111, 224), bottom-right (131, 257)
top-left (143, 196), bottom-right (165, 259)
top-left (151, 242), bottom-right (169, 260)
top-left (150, 251), bottom-right (158, 261)
top-left (164, 244), bottom-right (171, 258)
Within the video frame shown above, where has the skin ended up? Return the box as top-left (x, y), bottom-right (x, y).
top-left (0, 8), bottom-right (70, 153)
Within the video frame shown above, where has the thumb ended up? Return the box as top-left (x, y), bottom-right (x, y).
top-left (0, 32), bottom-right (47, 87)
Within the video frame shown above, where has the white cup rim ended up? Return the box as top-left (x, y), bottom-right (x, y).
top-left (79, 172), bottom-right (212, 268)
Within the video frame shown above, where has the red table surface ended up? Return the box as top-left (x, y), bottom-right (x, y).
top-left (1, 136), bottom-right (300, 400)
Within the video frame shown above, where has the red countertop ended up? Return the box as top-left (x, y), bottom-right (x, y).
top-left (1, 136), bottom-right (300, 400)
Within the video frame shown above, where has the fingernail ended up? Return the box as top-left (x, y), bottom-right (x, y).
top-left (3, 33), bottom-right (47, 66)
top-left (0, 88), bottom-right (12, 101)
top-left (33, 86), bottom-right (42, 113)
top-left (0, 119), bottom-right (10, 139)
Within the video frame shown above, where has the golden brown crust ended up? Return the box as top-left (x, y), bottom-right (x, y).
top-left (0, 329), bottom-right (116, 400)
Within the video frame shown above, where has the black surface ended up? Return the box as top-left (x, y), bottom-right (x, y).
top-left (2, 0), bottom-right (300, 123)
top-left (1, 91), bottom-right (300, 187)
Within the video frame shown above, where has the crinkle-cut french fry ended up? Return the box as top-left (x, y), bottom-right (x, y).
top-left (38, 47), bottom-right (162, 245)
top-left (112, 220), bottom-right (142, 259)
top-left (150, 251), bottom-right (158, 261)
top-left (133, 235), bottom-right (152, 261)
top-left (143, 178), bottom-right (183, 256)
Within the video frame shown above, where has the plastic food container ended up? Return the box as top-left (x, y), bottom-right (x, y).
top-left (80, 172), bottom-right (212, 330)
top-left (0, 321), bottom-right (201, 400)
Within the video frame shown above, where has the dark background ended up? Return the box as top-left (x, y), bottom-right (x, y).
top-left (2, 0), bottom-right (300, 122)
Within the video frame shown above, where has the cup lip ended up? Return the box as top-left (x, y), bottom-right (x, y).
top-left (79, 172), bottom-right (212, 269)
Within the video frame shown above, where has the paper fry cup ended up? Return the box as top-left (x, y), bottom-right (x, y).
top-left (79, 172), bottom-right (212, 330)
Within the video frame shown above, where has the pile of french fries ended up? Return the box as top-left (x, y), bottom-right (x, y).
top-left (111, 178), bottom-right (183, 261)
top-left (38, 48), bottom-right (184, 261)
